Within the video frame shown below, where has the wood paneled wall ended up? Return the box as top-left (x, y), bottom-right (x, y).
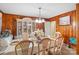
top-left (76, 4), bottom-right (79, 54)
top-left (2, 11), bottom-right (76, 44)
top-left (48, 10), bottom-right (76, 43)
top-left (2, 13), bottom-right (44, 37)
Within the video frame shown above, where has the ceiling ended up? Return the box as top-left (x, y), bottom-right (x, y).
top-left (0, 3), bottom-right (76, 18)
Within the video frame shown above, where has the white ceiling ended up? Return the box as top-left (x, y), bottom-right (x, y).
top-left (0, 3), bottom-right (76, 18)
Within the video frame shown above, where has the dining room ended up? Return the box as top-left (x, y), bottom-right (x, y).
top-left (0, 3), bottom-right (79, 55)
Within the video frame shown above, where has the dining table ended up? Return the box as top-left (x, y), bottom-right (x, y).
top-left (0, 37), bottom-right (56, 55)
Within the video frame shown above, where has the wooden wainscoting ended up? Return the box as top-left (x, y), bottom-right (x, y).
top-left (48, 10), bottom-right (76, 43)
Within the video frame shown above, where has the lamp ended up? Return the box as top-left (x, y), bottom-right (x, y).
top-left (35, 7), bottom-right (45, 23)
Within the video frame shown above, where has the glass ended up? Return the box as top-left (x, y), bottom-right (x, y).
top-left (17, 21), bottom-right (22, 36)
top-left (23, 22), bottom-right (27, 32)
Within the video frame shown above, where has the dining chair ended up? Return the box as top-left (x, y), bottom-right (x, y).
top-left (49, 32), bottom-right (64, 55)
top-left (38, 38), bottom-right (51, 55)
top-left (49, 39), bottom-right (56, 55)
top-left (54, 36), bottom-right (64, 55)
top-left (15, 40), bottom-right (34, 55)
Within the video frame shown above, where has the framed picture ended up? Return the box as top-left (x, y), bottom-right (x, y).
top-left (59, 16), bottom-right (71, 25)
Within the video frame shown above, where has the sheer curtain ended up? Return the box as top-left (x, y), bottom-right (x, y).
top-left (44, 21), bottom-right (56, 38)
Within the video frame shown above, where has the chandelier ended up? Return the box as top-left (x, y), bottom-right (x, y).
top-left (35, 7), bottom-right (45, 23)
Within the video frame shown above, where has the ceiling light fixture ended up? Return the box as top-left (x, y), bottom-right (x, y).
top-left (35, 7), bottom-right (45, 23)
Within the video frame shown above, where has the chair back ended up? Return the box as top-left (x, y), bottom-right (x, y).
top-left (38, 38), bottom-right (51, 55)
top-left (49, 39), bottom-right (55, 55)
top-left (55, 32), bottom-right (62, 39)
top-left (54, 36), bottom-right (64, 54)
top-left (15, 40), bottom-right (34, 55)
